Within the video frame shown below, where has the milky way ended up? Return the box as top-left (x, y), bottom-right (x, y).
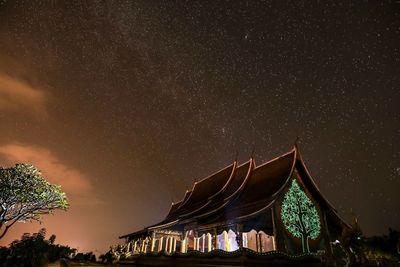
top-left (0, 1), bottom-right (399, 254)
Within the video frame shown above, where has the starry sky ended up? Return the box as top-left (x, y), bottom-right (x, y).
top-left (0, 0), bottom-right (399, 254)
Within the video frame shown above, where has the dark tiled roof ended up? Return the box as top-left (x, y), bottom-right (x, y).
top-left (236, 150), bottom-right (295, 205)
top-left (195, 151), bottom-right (295, 226)
top-left (176, 162), bottom-right (236, 214)
top-left (222, 160), bottom-right (253, 199)
top-left (120, 146), bottom-right (342, 238)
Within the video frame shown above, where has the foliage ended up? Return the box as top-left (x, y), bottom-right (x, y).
top-left (99, 251), bottom-right (116, 263)
top-left (0, 228), bottom-right (76, 267)
top-left (73, 251), bottom-right (97, 262)
top-left (0, 163), bottom-right (69, 239)
top-left (364, 228), bottom-right (400, 262)
top-left (341, 219), bottom-right (400, 265)
top-left (281, 179), bottom-right (321, 253)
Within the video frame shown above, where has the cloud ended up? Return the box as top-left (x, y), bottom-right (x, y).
top-left (0, 73), bottom-right (48, 117)
top-left (0, 143), bottom-right (91, 196)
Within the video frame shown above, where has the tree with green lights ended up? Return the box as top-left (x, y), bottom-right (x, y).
top-left (0, 164), bottom-right (68, 240)
top-left (281, 179), bottom-right (321, 253)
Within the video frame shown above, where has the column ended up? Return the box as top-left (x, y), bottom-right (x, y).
top-left (223, 231), bottom-right (229, 251)
top-left (197, 238), bottom-right (200, 251)
top-left (166, 237), bottom-right (170, 252)
top-left (255, 234), bottom-right (260, 252)
top-left (158, 237), bottom-right (164, 252)
top-left (169, 237), bottom-right (173, 253)
top-left (213, 228), bottom-right (219, 250)
top-left (207, 233), bottom-right (212, 252)
top-left (173, 238), bottom-right (177, 252)
top-left (141, 239), bottom-right (145, 253)
top-left (181, 237), bottom-right (186, 253)
top-left (151, 232), bottom-right (156, 252)
top-left (133, 240), bottom-right (137, 254)
top-left (143, 238), bottom-right (148, 253)
top-left (201, 234), bottom-right (205, 252)
top-left (236, 224), bottom-right (243, 249)
top-left (272, 236), bottom-right (276, 251)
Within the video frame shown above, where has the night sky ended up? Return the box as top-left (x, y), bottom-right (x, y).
top-left (0, 0), bottom-right (399, 254)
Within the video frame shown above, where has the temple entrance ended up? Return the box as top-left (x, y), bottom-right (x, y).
top-left (186, 230), bottom-right (195, 251)
top-left (242, 230), bottom-right (275, 252)
top-left (259, 231), bottom-right (274, 252)
top-left (217, 230), bottom-right (238, 251)
top-left (243, 230), bottom-right (257, 251)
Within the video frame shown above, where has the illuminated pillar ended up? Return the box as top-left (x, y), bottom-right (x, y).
top-left (167, 237), bottom-right (170, 253)
top-left (158, 237), bottom-right (164, 252)
top-left (242, 233), bottom-right (248, 248)
top-left (133, 240), bottom-right (137, 254)
top-left (255, 233), bottom-right (264, 253)
top-left (223, 231), bottom-right (229, 251)
top-left (236, 224), bottom-right (243, 249)
top-left (166, 237), bottom-right (170, 252)
top-left (169, 237), bottom-right (173, 253)
top-left (272, 236), bottom-right (276, 251)
top-left (193, 232), bottom-right (200, 251)
top-left (151, 233), bottom-right (156, 252)
top-left (255, 234), bottom-right (260, 252)
top-left (173, 238), bottom-right (177, 252)
top-left (201, 234), bottom-right (205, 252)
top-left (141, 239), bottom-right (145, 253)
top-left (181, 238), bottom-right (186, 253)
top-left (143, 238), bottom-right (148, 253)
top-left (207, 233), bottom-right (212, 252)
top-left (259, 234), bottom-right (264, 253)
top-left (213, 228), bottom-right (219, 250)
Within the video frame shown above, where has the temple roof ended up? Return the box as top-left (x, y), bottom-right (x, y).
top-left (120, 145), bottom-right (344, 239)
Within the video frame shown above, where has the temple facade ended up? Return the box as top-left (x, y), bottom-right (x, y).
top-left (119, 145), bottom-right (348, 260)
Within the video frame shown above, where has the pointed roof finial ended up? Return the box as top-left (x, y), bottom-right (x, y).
top-left (294, 136), bottom-right (301, 150)
top-left (294, 136), bottom-right (300, 146)
top-left (251, 146), bottom-right (255, 159)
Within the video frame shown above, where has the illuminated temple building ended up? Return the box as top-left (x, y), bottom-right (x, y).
top-left (119, 145), bottom-right (348, 260)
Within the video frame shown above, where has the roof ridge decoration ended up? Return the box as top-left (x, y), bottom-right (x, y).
top-left (166, 190), bottom-right (192, 218)
top-left (223, 158), bottom-right (254, 202)
top-left (165, 201), bottom-right (182, 217)
top-left (207, 161), bottom-right (238, 200)
top-left (266, 146), bottom-right (297, 201)
top-left (292, 145), bottom-right (350, 228)
top-left (177, 162), bottom-right (235, 210)
top-left (190, 161), bottom-right (254, 221)
top-left (176, 161), bottom-right (239, 219)
top-left (253, 147), bottom-right (296, 171)
top-left (294, 145), bottom-right (336, 211)
top-left (193, 149), bottom-right (297, 223)
top-left (222, 148), bottom-right (297, 222)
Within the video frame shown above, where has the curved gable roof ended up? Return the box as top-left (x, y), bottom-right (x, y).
top-left (176, 162), bottom-right (236, 213)
top-left (120, 145), bottom-right (346, 238)
top-left (237, 149), bottom-right (296, 205)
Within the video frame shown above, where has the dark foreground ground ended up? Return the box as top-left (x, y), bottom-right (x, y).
top-left (61, 249), bottom-right (400, 267)
top-left (61, 250), bottom-right (325, 266)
